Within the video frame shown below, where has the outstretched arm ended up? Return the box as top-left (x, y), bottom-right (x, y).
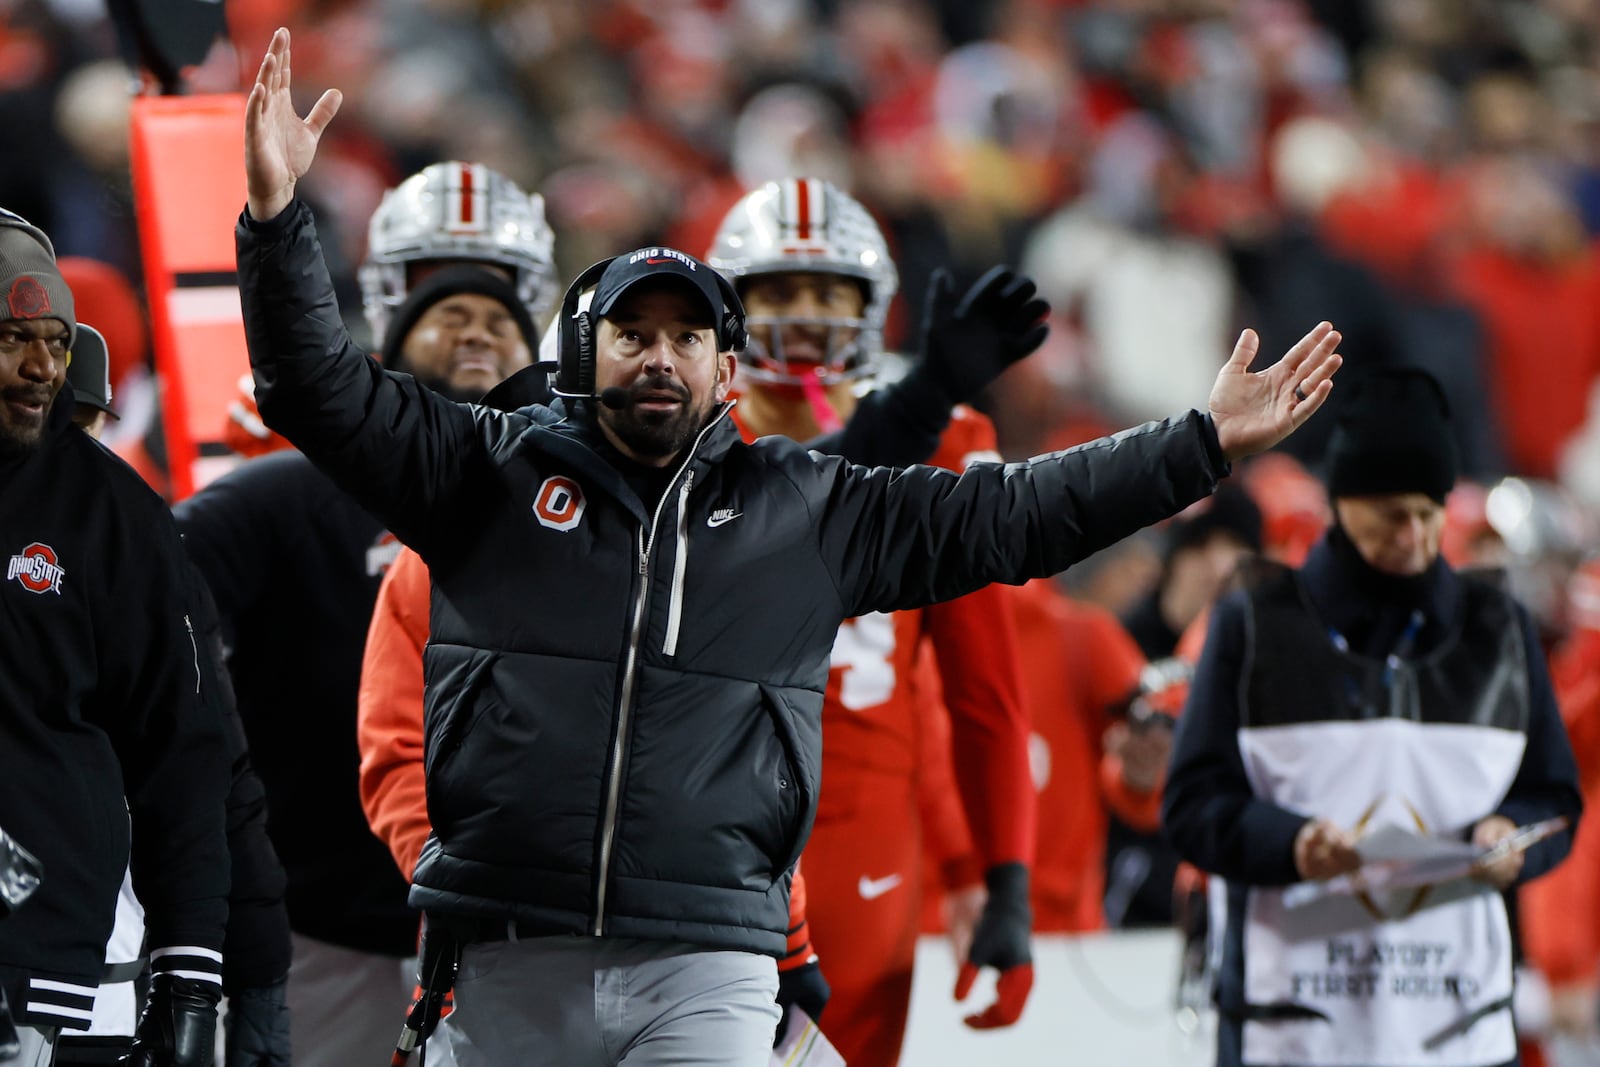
top-left (815, 322), bottom-right (1344, 617)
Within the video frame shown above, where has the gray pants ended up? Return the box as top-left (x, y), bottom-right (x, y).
top-left (4, 1024), bottom-right (56, 1067)
top-left (287, 931), bottom-right (418, 1067)
top-left (438, 935), bottom-right (779, 1067)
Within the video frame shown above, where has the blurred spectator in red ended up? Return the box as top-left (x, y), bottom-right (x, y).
top-left (1451, 157), bottom-right (1600, 480)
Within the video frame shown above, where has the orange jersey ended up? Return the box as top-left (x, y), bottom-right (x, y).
top-left (357, 544), bottom-right (433, 878)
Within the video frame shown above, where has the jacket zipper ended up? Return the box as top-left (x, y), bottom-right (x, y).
top-left (662, 470), bottom-right (695, 656)
top-left (183, 614), bottom-right (200, 695)
top-left (593, 407), bottom-right (727, 934)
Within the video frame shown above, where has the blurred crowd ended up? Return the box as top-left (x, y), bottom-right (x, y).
top-left (6, 0), bottom-right (1600, 480)
top-left (12, 0), bottom-right (1600, 1060)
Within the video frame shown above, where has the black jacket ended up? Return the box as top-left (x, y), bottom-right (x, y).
top-left (0, 397), bottom-right (230, 1029)
top-left (187, 571), bottom-right (292, 991)
top-left (176, 449), bottom-right (421, 955)
top-left (179, 263), bottom-right (952, 963)
top-left (238, 199), bottom-right (1228, 956)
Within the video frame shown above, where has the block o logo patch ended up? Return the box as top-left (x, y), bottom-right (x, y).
top-left (533, 475), bottom-right (585, 532)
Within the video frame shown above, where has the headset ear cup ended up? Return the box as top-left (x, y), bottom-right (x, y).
top-left (715, 273), bottom-right (748, 352)
top-left (573, 311), bottom-right (594, 394)
top-left (554, 256), bottom-right (614, 396)
top-left (722, 312), bottom-right (747, 353)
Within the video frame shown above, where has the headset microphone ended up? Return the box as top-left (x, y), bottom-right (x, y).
top-left (599, 387), bottom-right (629, 410)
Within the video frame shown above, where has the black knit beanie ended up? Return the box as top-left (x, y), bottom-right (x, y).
top-left (380, 265), bottom-right (538, 368)
top-left (1325, 368), bottom-right (1457, 504)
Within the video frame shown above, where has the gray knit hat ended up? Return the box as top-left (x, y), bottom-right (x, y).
top-left (0, 208), bottom-right (75, 345)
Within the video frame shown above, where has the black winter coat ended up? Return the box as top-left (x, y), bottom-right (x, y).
top-left (238, 199), bottom-right (1229, 956)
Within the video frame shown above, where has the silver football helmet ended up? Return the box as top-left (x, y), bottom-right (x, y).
top-left (706, 178), bottom-right (897, 386)
top-left (358, 161), bottom-right (559, 348)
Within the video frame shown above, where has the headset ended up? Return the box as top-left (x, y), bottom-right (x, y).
top-left (553, 254), bottom-right (749, 399)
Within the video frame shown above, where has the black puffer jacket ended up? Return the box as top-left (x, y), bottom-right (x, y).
top-left (238, 199), bottom-right (1229, 956)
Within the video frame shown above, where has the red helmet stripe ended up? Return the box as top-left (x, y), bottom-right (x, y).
top-left (459, 163), bottom-right (475, 225)
top-left (794, 178), bottom-right (811, 240)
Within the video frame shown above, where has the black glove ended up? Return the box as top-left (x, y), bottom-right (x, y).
top-left (773, 960), bottom-right (831, 1046)
top-left (905, 266), bottom-right (1050, 409)
top-left (126, 974), bottom-right (221, 1067)
top-left (954, 862), bottom-right (1034, 1030)
top-left (222, 980), bottom-right (289, 1067)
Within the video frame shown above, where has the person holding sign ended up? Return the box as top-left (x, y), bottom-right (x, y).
top-left (1164, 368), bottom-right (1583, 1067)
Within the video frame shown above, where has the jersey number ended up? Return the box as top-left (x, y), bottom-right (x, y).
top-left (830, 612), bottom-right (897, 710)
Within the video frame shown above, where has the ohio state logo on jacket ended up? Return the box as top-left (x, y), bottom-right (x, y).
top-left (7, 542), bottom-right (65, 594)
top-left (533, 475), bottom-right (585, 532)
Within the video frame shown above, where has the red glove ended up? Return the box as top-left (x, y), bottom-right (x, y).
top-left (953, 862), bottom-right (1034, 1029)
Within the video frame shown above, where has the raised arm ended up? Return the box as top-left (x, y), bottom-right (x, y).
top-left (238, 29), bottom-right (502, 547)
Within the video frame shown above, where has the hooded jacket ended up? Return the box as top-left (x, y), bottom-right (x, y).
top-left (238, 199), bottom-right (1229, 956)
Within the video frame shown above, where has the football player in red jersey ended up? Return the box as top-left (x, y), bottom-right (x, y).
top-left (706, 178), bottom-right (1043, 1066)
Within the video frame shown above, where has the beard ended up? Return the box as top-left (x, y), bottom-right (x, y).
top-left (0, 428), bottom-right (40, 461)
top-left (0, 386), bottom-right (54, 460)
top-left (389, 351), bottom-right (499, 404)
top-left (600, 374), bottom-right (716, 461)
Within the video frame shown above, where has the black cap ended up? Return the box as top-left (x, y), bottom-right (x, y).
top-left (1325, 368), bottom-right (1457, 504)
top-left (591, 247), bottom-right (726, 333)
top-left (380, 265), bottom-right (539, 367)
top-left (66, 323), bottom-right (117, 420)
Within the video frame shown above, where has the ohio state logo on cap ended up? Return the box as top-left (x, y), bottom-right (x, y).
top-left (7, 542), bottom-right (65, 595)
top-left (533, 475), bottom-right (585, 532)
top-left (7, 277), bottom-right (51, 320)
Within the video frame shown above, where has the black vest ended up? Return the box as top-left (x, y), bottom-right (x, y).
top-left (1239, 561), bottom-right (1528, 733)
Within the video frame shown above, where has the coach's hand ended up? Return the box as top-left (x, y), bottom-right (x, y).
top-left (954, 862), bottom-right (1034, 1030)
top-left (245, 28), bottom-right (342, 222)
top-left (1209, 322), bottom-right (1343, 462)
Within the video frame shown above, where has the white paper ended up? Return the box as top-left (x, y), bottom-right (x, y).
top-left (1283, 818), bottom-right (1569, 909)
top-left (1283, 825), bottom-right (1483, 909)
top-left (770, 1005), bottom-right (848, 1067)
